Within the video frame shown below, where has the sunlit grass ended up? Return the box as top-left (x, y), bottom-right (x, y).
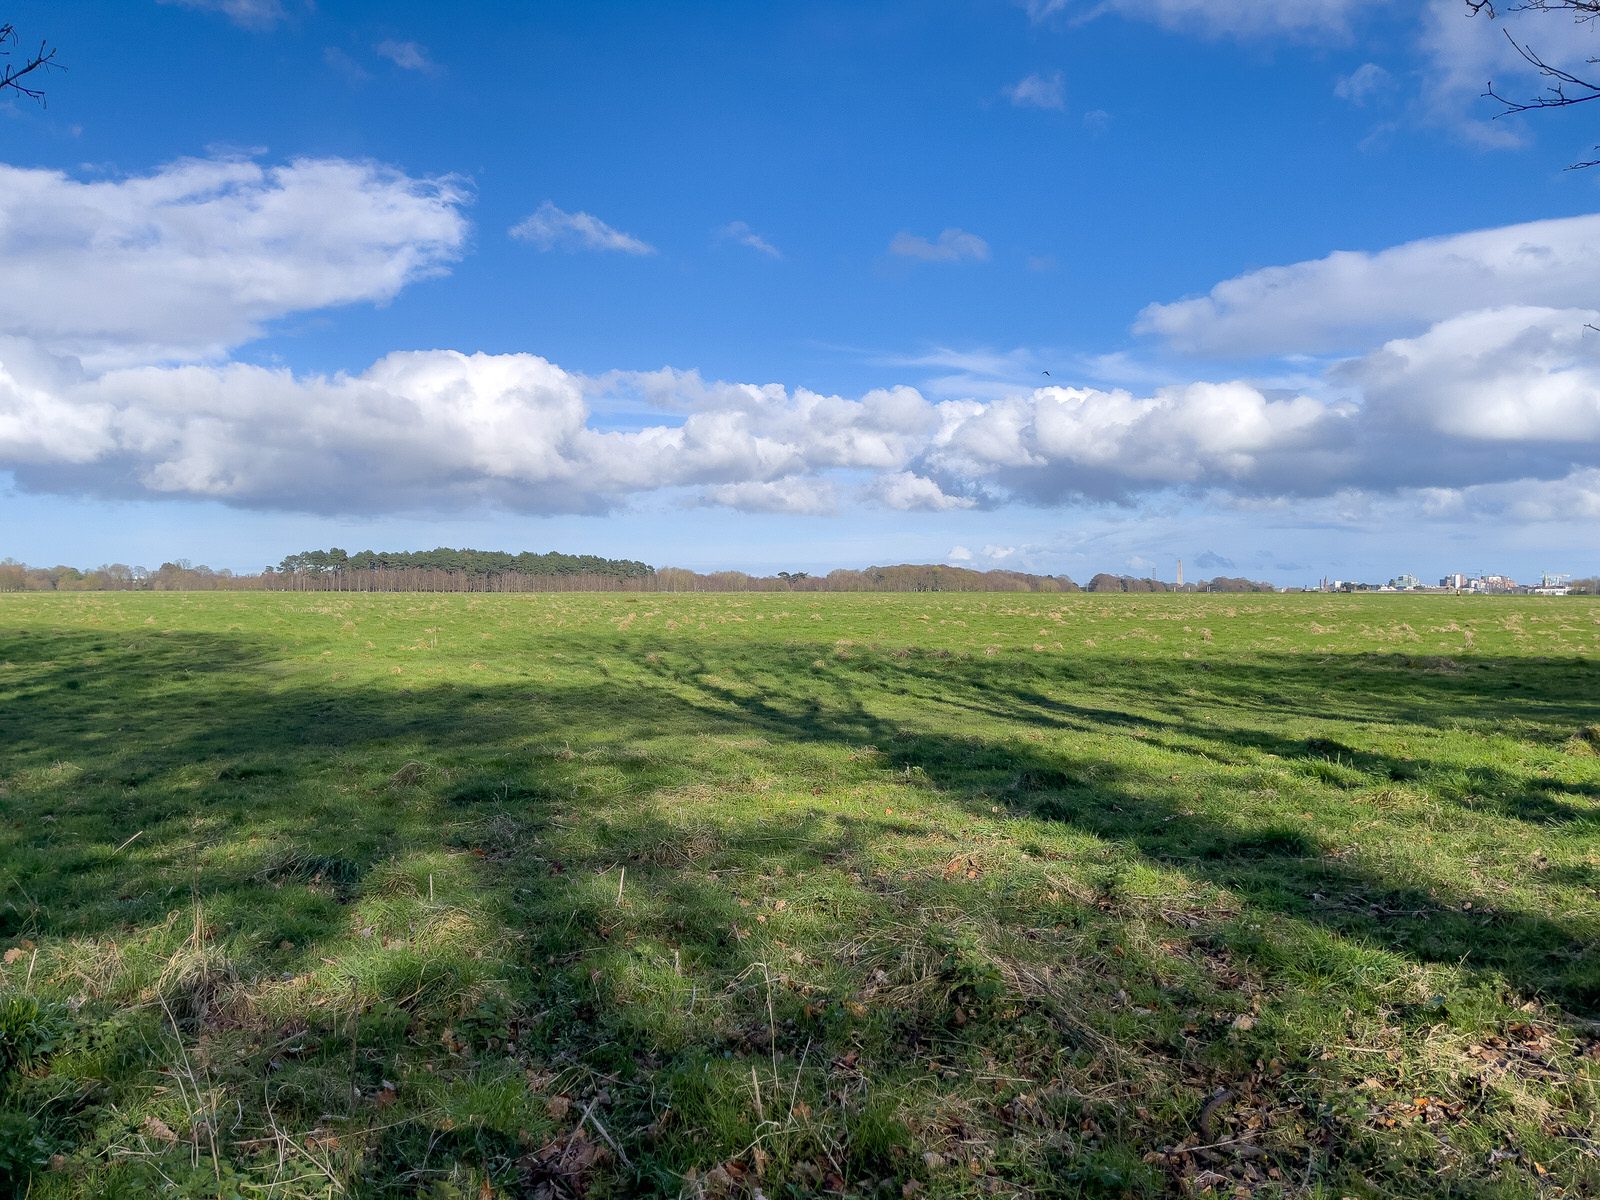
top-left (1, 590), bottom-right (1597, 1197)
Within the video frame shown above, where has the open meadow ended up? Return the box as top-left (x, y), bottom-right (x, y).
top-left (1, 591), bottom-right (1598, 1199)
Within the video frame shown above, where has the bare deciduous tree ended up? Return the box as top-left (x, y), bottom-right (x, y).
top-left (1468, 0), bottom-right (1600, 165)
top-left (0, 21), bottom-right (57, 103)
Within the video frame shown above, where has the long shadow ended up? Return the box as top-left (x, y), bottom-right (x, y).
top-left (795, 649), bottom-right (1600, 829)
top-left (3, 622), bottom-right (1599, 1197)
top-left (5, 628), bottom-right (1595, 1008)
top-left (6, 627), bottom-right (1046, 1193)
top-left (653, 650), bottom-right (1600, 1017)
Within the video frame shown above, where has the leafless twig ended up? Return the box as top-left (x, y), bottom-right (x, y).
top-left (1471, 0), bottom-right (1600, 166)
top-left (0, 24), bottom-right (59, 104)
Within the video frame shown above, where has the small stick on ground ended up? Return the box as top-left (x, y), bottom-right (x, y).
top-left (575, 1096), bottom-right (632, 1169)
top-left (1198, 1087), bottom-right (1234, 1143)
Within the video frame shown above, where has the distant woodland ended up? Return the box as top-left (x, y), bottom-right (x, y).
top-left (0, 549), bottom-right (1292, 594)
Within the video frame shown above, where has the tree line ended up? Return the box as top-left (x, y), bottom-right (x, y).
top-left (275, 547), bottom-right (654, 580)
top-left (15, 556), bottom-right (1587, 596)
top-left (0, 559), bottom-right (240, 593)
top-left (1082, 573), bottom-right (1275, 594)
top-left (0, 553), bottom-right (1291, 594)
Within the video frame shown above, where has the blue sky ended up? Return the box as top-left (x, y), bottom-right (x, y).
top-left (2, 0), bottom-right (1598, 585)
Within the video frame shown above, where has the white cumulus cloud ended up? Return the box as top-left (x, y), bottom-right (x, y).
top-left (0, 349), bottom-right (944, 514)
top-left (701, 479), bottom-right (838, 515)
top-left (0, 171), bottom-right (1594, 528)
top-left (872, 471), bottom-right (978, 511)
top-left (1494, 469), bottom-right (1600, 523)
top-left (3, 334), bottom-right (1598, 517)
top-left (1342, 306), bottom-right (1600, 449)
top-left (0, 155), bottom-right (469, 366)
top-left (925, 381), bottom-right (1355, 502)
top-left (1136, 213), bottom-right (1600, 357)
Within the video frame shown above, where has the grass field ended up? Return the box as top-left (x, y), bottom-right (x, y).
top-left (1, 591), bottom-right (1597, 1199)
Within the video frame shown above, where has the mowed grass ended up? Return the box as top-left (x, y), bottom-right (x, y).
top-left (1, 591), bottom-right (1597, 1199)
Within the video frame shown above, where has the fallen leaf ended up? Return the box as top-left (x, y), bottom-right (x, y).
top-left (142, 1116), bottom-right (178, 1144)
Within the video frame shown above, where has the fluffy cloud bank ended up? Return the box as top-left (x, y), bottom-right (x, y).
top-left (0, 348), bottom-right (956, 514)
top-left (0, 153), bottom-right (1594, 524)
top-left (4, 298), bottom-right (1597, 517)
top-left (0, 156), bottom-right (468, 366)
top-left (1137, 214), bottom-right (1600, 356)
top-left (924, 381), bottom-right (1356, 502)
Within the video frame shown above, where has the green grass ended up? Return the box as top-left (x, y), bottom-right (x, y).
top-left (1, 590), bottom-right (1597, 1198)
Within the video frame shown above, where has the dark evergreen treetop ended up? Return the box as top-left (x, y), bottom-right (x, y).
top-left (277, 547), bottom-right (655, 578)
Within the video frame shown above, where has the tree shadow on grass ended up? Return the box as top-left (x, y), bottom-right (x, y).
top-left (2, 623), bottom-right (1598, 1197)
top-left (4, 627), bottom-right (1596, 1009)
top-left (649, 646), bottom-right (1600, 1016)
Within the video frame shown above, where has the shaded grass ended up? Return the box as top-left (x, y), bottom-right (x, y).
top-left (0, 591), bottom-right (1597, 1197)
